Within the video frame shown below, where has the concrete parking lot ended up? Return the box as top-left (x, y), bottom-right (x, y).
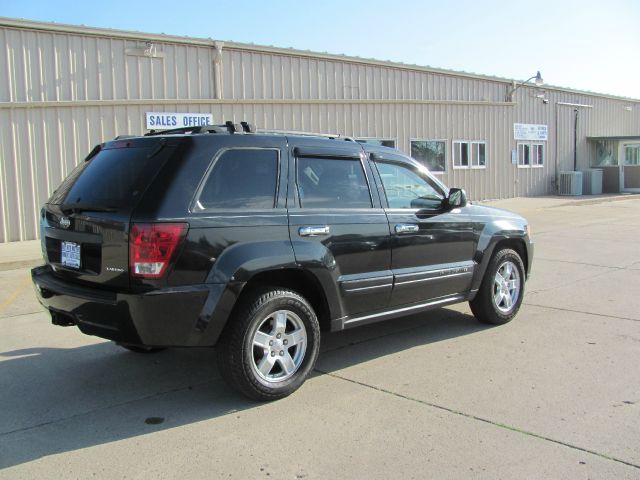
top-left (1, 196), bottom-right (639, 479)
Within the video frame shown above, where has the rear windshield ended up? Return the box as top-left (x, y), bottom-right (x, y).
top-left (49, 145), bottom-right (164, 208)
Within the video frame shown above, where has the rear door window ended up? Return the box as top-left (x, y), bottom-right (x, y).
top-left (194, 148), bottom-right (279, 210)
top-left (297, 157), bottom-right (372, 209)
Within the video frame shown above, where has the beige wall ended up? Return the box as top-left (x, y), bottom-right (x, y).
top-left (1, 18), bottom-right (639, 242)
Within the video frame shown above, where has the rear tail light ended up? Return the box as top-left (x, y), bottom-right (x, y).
top-left (129, 223), bottom-right (188, 278)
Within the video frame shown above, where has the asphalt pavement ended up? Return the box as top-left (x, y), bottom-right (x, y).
top-left (1, 195), bottom-right (639, 479)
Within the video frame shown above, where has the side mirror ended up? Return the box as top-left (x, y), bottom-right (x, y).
top-left (446, 188), bottom-right (467, 209)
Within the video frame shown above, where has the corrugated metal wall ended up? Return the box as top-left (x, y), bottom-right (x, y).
top-left (1, 18), bottom-right (639, 242)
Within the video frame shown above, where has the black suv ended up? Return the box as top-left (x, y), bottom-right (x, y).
top-left (32, 123), bottom-right (533, 401)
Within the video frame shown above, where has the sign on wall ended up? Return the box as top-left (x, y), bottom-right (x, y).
top-left (514, 123), bottom-right (548, 141)
top-left (146, 112), bottom-right (213, 130)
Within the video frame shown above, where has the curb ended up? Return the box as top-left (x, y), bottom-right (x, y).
top-left (551, 193), bottom-right (640, 208)
top-left (477, 193), bottom-right (640, 209)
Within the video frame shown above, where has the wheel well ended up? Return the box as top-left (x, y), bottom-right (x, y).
top-left (494, 238), bottom-right (528, 274)
top-left (240, 269), bottom-right (332, 331)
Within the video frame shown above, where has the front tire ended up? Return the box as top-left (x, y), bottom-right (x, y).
top-left (216, 288), bottom-right (320, 401)
top-left (470, 248), bottom-right (525, 325)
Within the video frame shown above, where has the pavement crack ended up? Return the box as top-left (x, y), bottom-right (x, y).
top-left (534, 258), bottom-right (625, 270)
top-left (523, 303), bottom-right (640, 323)
top-left (316, 368), bottom-right (640, 471)
top-left (526, 267), bottom-right (624, 295)
top-left (1, 309), bottom-right (46, 319)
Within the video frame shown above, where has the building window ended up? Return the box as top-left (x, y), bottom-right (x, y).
top-left (410, 140), bottom-right (446, 173)
top-left (453, 141), bottom-right (487, 169)
top-left (517, 143), bottom-right (544, 168)
top-left (356, 138), bottom-right (396, 148)
top-left (593, 140), bottom-right (617, 166)
top-left (624, 145), bottom-right (640, 166)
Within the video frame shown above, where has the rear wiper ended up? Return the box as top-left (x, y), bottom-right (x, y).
top-left (60, 204), bottom-right (118, 214)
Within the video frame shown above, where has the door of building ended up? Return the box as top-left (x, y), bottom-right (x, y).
top-left (621, 143), bottom-right (640, 192)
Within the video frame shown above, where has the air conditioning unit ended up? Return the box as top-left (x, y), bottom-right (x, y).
top-left (581, 169), bottom-right (603, 195)
top-left (559, 171), bottom-right (583, 196)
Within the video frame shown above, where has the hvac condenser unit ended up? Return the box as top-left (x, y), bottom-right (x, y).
top-left (580, 169), bottom-right (603, 195)
top-left (559, 171), bottom-right (583, 196)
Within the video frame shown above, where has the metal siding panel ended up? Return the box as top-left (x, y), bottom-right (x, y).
top-left (7, 30), bottom-right (24, 101)
top-left (164, 44), bottom-right (177, 99)
top-left (109, 39), bottom-right (125, 100)
top-left (10, 108), bottom-right (27, 239)
top-left (0, 110), bottom-right (12, 241)
top-left (0, 29), bottom-right (11, 102)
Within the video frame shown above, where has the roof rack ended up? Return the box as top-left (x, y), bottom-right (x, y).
top-left (257, 129), bottom-right (356, 142)
top-left (145, 121), bottom-right (256, 136)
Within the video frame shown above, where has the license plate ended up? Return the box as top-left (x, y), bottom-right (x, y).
top-left (61, 241), bottom-right (81, 269)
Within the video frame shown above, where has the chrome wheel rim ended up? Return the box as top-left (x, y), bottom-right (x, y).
top-left (250, 310), bottom-right (307, 383)
top-left (493, 261), bottom-right (521, 314)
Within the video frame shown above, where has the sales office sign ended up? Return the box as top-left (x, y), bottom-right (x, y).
top-left (146, 112), bottom-right (213, 130)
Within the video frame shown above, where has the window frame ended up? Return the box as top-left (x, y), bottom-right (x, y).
top-left (409, 139), bottom-right (448, 174)
top-left (624, 144), bottom-right (640, 166)
top-left (294, 155), bottom-right (374, 210)
top-left (452, 140), bottom-right (487, 170)
top-left (517, 142), bottom-right (545, 169)
top-left (191, 147), bottom-right (281, 212)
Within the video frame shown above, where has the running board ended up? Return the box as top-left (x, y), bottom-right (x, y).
top-left (336, 294), bottom-right (466, 330)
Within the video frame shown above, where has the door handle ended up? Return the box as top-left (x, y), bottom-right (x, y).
top-left (395, 224), bottom-right (419, 234)
top-left (299, 225), bottom-right (330, 237)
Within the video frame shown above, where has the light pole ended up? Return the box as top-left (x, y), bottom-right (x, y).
top-left (506, 71), bottom-right (544, 102)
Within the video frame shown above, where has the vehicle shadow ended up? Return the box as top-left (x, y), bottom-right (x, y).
top-left (0, 307), bottom-right (489, 468)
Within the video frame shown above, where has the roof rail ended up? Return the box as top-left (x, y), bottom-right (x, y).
top-left (142, 123), bottom-right (353, 140)
top-left (256, 129), bottom-right (356, 142)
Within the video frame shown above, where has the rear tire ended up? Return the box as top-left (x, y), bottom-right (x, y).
top-left (216, 288), bottom-right (320, 401)
top-left (470, 248), bottom-right (525, 325)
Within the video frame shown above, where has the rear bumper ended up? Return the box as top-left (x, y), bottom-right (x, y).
top-left (31, 265), bottom-right (234, 347)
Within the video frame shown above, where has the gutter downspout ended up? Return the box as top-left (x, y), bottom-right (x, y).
top-left (554, 103), bottom-right (559, 190)
top-left (213, 41), bottom-right (224, 100)
top-left (554, 102), bottom-right (594, 189)
top-left (573, 109), bottom-right (579, 171)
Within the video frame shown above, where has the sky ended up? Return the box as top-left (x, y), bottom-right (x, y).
top-left (2, 0), bottom-right (639, 99)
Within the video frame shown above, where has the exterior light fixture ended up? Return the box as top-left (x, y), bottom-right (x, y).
top-left (506, 71), bottom-right (544, 102)
top-left (144, 42), bottom-right (156, 57)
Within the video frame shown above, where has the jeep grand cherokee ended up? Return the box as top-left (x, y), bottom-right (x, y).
top-left (32, 122), bottom-right (533, 401)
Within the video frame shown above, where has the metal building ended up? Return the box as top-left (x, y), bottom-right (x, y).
top-left (1, 17), bottom-right (639, 243)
